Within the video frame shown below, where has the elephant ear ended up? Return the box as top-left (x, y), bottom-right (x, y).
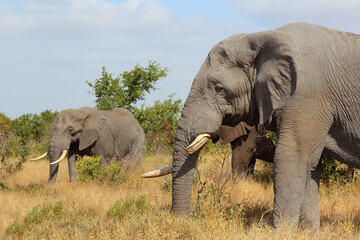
top-left (246, 31), bottom-right (300, 124)
top-left (219, 122), bottom-right (253, 145)
top-left (79, 113), bottom-right (107, 151)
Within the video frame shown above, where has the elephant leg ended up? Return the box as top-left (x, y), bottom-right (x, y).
top-left (231, 137), bottom-right (248, 176)
top-left (255, 135), bottom-right (275, 164)
top-left (273, 142), bottom-right (309, 229)
top-left (100, 156), bottom-right (112, 167)
top-left (231, 130), bottom-right (258, 177)
top-left (298, 141), bottom-right (324, 230)
top-left (299, 160), bottom-right (322, 230)
top-left (67, 147), bottom-right (79, 182)
top-left (273, 125), bottom-right (328, 230)
top-left (247, 156), bottom-right (256, 175)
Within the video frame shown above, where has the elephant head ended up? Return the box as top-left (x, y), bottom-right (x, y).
top-left (170, 30), bottom-right (299, 214)
top-left (32, 107), bottom-right (107, 183)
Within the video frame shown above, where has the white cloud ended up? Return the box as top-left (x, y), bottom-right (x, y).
top-left (0, 0), bottom-right (174, 37)
top-left (3, 0), bottom-right (358, 118)
top-left (124, 0), bottom-right (141, 10)
top-left (0, 0), bottom-right (247, 118)
top-left (228, 0), bottom-right (360, 33)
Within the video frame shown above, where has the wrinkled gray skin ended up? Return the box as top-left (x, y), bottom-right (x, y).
top-left (49, 107), bottom-right (145, 183)
top-left (171, 22), bottom-right (360, 230)
top-left (215, 122), bottom-right (275, 176)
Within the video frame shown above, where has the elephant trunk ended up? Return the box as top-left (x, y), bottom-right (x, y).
top-left (171, 112), bottom-right (201, 214)
top-left (48, 136), bottom-right (70, 183)
top-left (171, 99), bottom-right (221, 214)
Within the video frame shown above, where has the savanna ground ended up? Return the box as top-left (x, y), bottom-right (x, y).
top-left (1, 146), bottom-right (360, 240)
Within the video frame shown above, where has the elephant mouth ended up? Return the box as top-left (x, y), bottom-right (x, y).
top-left (142, 133), bottom-right (212, 178)
top-left (50, 150), bottom-right (68, 165)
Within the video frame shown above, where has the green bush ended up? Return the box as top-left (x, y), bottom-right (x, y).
top-left (133, 94), bottom-right (182, 153)
top-left (0, 182), bottom-right (9, 191)
top-left (6, 201), bottom-right (65, 237)
top-left (321, 154), bottom-right (355, 185)
top-left (107, 195), bottom-right (148, 220)
top-left (0, 156), bottom-right (25, 174)
top-left (31, 110), bottom-right (58, 149)
top-left (75, 156), bottom-right (107, 183)
top-left (106, 161), bottom-right (125, 183)
top-left (75, 155), bottom-right (126, 184)
top-left (6, 221), bottom-right (24, 237)
top-left (8, 136), bottom-right (31, 160)
top-left (23, 201), bottom-right (64, 225)
top-left (6, 110), bottom-right (58, 159)
top-left (15, 183), bottom-right (45, 194)
top-left (0, 113), bottom-right (13, 159)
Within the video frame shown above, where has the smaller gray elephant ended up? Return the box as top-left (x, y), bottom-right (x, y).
top-left (141, 122), bottom-right (275, 179)
top-left (31, 107), bottom-right (145, 183)
top-left (214, 122), bottom-right (275, 176)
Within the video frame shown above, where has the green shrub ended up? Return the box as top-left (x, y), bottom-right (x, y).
top-left (106, 161), bottom-right (125, 183)
top-left (133, 94), bottom-right (182, 153)
top-left (0, 113), bottom-right (13, 159)
top-left (321, 154), bottom-right (355, 185)
top-left (8, 136), bottom-right (30, 159)
top-left (6, 201), bottom-right (65, 238)
top-left (75, 155), bottom-right (126, 184)
top-left (107, 195), bottom-right (148, 220)
top-left (24, 201), bottom-right (64, 225)
top-left (14, 183), bottom-right (45, 194)
top-left (6, 110), bottom-right (58, 159)
top-left (265, 131), bottom-right (277, 145)
top-left (12, 114), bottom-right (34, 143)
top-left (75, 156), bottom-right (107, 183)
top-left (161, 180), bottom-right (172, 192)
top-left (0, 156), bottom-right (25, 174)
top-left (6, 221), bottom-right (24, 237)
top-left (0, 182), bottom-right (9, 191)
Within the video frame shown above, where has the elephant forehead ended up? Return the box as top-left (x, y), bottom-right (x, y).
top-left (209, 68), bottom-right (250, 94)
top-left (57, 110), bottom-right (86, 125)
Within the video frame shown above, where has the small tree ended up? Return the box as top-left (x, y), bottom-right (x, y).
top-left (33, 110), bottom-right (58, 142)
top-left (9, 110), bottom-right (58, 158)
top-left (86, 61), bottom-right (169, 111)
top-left (12, 114), bottom-right (34, 144)
top-left (86, 61), bottom-right (183, 153)
top-left (0, 113), bottom-right (13, 159)
top-left (33, 110), bottom-right (58, 153)
top-left (133, 94), bottom-right (182, 152)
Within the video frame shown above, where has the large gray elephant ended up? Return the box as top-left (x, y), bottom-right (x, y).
top-left (144, 22), bottom-right (360, 230)
top-left (32, 107), bottom-right (145, 183)
top-left (215, 122), bottom-right (275, 176)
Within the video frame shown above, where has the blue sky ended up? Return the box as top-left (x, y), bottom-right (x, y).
top-left (1, 0), bottom-right (359, 118)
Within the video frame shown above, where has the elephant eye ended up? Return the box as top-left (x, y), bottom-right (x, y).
top-left (215, 84), bottom-right (234, 101)
top-left (69, 126), bottom-right (75, 134)
top-left (215, 84), bottom-right (227, 96)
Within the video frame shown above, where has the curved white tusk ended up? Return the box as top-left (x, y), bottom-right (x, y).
top-left (186, 133), bottom-right (211, 154)
top-left (30, 152), bottom-right (48, 161)
top-left (141, 164), bottom-right (173, 178)
top-left (50, 150), bottom-right (68, 165)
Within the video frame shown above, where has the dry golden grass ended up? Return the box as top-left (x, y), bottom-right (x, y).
top-left (1, 151), bottom-right (360, 239)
